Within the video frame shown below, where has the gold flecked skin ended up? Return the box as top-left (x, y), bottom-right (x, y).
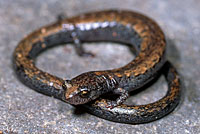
top-left (14, 10), bottom-right (165, 84)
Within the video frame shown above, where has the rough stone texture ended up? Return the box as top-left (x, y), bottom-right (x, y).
top-left (0, 0), bottom-right (200, 133)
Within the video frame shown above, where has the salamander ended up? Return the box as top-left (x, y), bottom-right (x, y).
top-left (13, 10), bottom-right (181, 124)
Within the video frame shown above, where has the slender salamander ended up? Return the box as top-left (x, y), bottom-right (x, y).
top-left (13, 10), bottom-right (181, 124)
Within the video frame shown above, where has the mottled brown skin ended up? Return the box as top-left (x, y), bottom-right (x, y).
top-left (13, 10), bottom-right (181, 124)
top-left (83, 61), bottom-right (181, 124)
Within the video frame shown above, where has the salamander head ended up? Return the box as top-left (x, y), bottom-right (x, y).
top-left (63, 73), bottom-right (103, 105)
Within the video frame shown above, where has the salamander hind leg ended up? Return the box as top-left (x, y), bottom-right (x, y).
top-left (106, 88), bottom-right (129, 109)
top-left (71, 31), bottom-right (95, 57)
top-left (57, 13), bottom-right (67, 21)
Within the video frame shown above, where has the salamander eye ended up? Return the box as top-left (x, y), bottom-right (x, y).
top-left (80, 89), bottom-right (90, 98)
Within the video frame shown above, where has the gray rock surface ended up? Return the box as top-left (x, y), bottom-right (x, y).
top-left (0, 0), bottom-right (200, 133)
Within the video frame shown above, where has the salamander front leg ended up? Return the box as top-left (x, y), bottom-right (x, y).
top-left (71, 31), bottom-right (95, 57)
top-left (106, 88), bottom-right (129, 109)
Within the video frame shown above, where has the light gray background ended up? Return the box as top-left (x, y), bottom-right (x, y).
top-left (0, 0), bottom-right (199, 133)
